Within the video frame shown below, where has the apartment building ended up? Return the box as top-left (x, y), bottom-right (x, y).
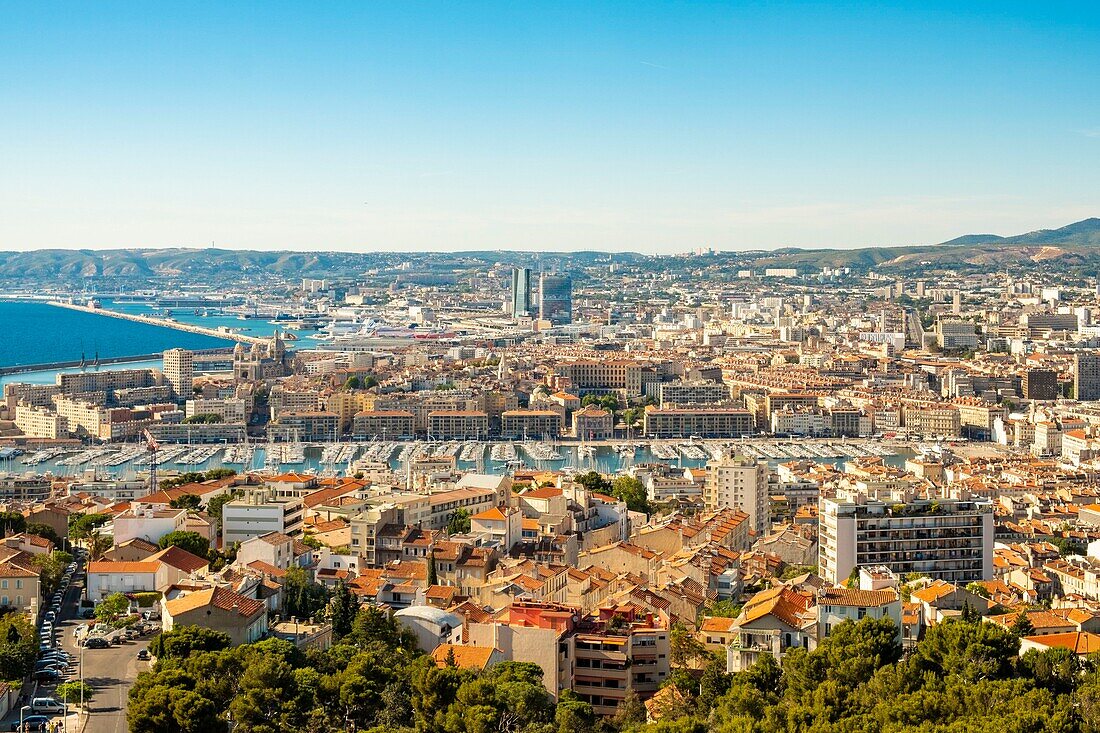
top-left (703, 455), bottom-right (769, 535)
top-left (903, 404), bottom-right (962, 437)
top-left (14, 404), bottom-right (65, 438)
top-left (351, 410), bottom-right (415, 439)
top-left (271, 411), bottom-right (340, 441)
top-left (162, 348), bottom-right (194, 399)
top-left (657, 381), bottom-right (731, 407)
top-left (57, 368), bottom-right (158, 395)
top-left (551, 360), bottom-right (659, 398)
top-left (501, 410), bottom-right (564, 439)
top-left (185, 397), bottom-right (248, 423)
top-left (428, 410), bottom-right (490, 440)
top-left (222, 488), bottom-right (305, 545)
top-left (643, 406), bottom-right (754, 439)
top-left (819, 485), bottom-right (994, 585)
top-left (573, 609), bottom-right (670, 716)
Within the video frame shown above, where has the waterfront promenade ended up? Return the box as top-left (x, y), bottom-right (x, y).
top-left (49, 300), bottom-right (267, 346)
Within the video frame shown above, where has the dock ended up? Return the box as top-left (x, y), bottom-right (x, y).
top-left (49, 301), bottom-right (267, 345)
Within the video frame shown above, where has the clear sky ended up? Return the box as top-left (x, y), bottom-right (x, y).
top-left (2, 2), bottom-right (1099, 253)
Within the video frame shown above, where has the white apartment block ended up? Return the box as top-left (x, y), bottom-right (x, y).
top-left (703, 455), bottom-right (768, 535)
top-left (186, 397), bottom-right (249, 423)
top-left (819, 486), bottom-right (994, 585)
top-left (222, 489), bottom-right (305, 545)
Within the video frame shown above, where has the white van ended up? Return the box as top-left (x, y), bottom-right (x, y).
top-left (31, 697), bottom-right (65, 713)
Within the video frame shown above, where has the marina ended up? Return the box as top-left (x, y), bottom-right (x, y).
top-left (10, 438), bottom-right (907, 482)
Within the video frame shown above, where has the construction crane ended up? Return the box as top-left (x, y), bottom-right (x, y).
top-left (142, 429), bottom-right (160, 495)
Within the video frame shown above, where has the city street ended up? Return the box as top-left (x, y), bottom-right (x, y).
top-left (0, 560), bottom-right (151, 732)
top-left (56, 570), bottom-right (151, 733)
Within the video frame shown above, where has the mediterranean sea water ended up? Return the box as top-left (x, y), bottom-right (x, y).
top-left (0, 300), bottom-right (233, 368)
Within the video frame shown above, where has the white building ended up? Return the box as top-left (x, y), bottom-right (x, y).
top-left (703, 455), bottom-right (768, 535)
top-left (222, 489), bottom-right (305, 545)
top-left (394, 605), bottom-right (463, 653)
top-left (185, 397), bottom-right (249, 423)
top-left (819, 485), bottom-right (994, 585)
top-left (85, 560), bottom-right (168, 602)
top-left (112, 507), bottom-right (189, 546)
top-left (163, 349), bottom-right (194, 400)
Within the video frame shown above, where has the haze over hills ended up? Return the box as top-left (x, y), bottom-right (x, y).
top-left (1, 219), bottom-right (1099, 285)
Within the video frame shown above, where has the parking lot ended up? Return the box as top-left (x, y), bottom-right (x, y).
top-left (0, 554), bottom-right (154, 732)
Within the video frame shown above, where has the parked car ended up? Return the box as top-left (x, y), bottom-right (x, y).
top-left (137, 648), bottom-right (150, 661)
top-left (12, 714), bottom-right (49, 731)
top-left (83, 636), bottom-right (110, 649)
top-left (30, 698), bottom-right (65, 714)
top-left (42, 611), bottom-right (55, 623)
top-left (33, 668), bottom-right (60, 682)
top-left (79, 608), bottom-right (95, 619)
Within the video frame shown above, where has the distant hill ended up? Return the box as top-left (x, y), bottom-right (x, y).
top-left (935, 218), bottom-right (1100, 248)
top-left (0, 218), bottom-right (1098, 283)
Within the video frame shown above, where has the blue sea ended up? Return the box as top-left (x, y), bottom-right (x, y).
top-left (0, 300), bottom-right (234, 368)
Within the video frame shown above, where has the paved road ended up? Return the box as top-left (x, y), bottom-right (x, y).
top-left (56, 574), bottom-right (151, 733)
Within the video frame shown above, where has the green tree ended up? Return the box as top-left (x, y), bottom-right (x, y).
top-left (96, 592), bottom-right (131, 621)
top-left (573, 471), bottom-right (612, 494)
top-left (206, 490), bottom-right (242, 530)
top-left (613, 688), bottom-right (647, 729)
top-left (329, 580), bottom-right (358, 641)
top-left (345, 376), bottom-right (362, 390)
top-left (148, 626), bottom-right (231, 659)
top-left (182, 413), bottom-right (221, 424)
top-left (55, 680), bottom-right (94, 704)
top-left (705, 600), bottom-right (742, 618)
top-left (610, 475), bottom-right (650, 514)
top-left (446, 508), bottom-right (471, 534)
top-left (24, 522), bottom-right (61, 547)
top-left (68, 512), bottom-right (110, 541)
top-left (158, 530), bottom-right (210, 559)
top-left (0, 612), bottom-right (37, 680)
top-left (0, 511), bottom-right (26, 536)
top-left (285, 566), bottom-right (329, 620)
top-left (168, 493), bottom-right (202, 510)
top-left (33, 550), bottom-right (73, 596)
top-left (555, 689), bottom-right (595, 733)
top-left (1012, 611), bottom-right (1037, 637)
top-left (426, 550), bottom-right (438, 586)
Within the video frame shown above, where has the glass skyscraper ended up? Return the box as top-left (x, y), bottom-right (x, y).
top-left (539, 273), bottom-right (572, 325)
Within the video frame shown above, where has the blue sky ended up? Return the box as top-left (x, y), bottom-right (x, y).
top-left (1, 2), bottom-right (1098, 253)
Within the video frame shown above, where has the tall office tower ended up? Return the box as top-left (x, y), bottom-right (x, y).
top-left (1075, 352), bottom-right (1100, 401)
top-left (163, 348), bottom-right (194, 400)
top-left (1023, 369), bottom-right (1058, 401)
top-left (511, 267), bottom-right (532, 317)
top-left (703, 455), bottom-right (768, 535)
top-left (538, 273), bottom-right (572, 325)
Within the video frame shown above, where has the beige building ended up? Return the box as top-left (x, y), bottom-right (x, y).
top-left (501, 410), bottom-right (564, 439)
top-left (428, 410), bottom-right (489, 439)
top-left (162, 586), bottom-right (268, 646)
top-left (14, 404), bottom-right (65, 439)
top-left (351, 410), bottom-right (415, 439)
top-left (704, 455), bottom-right (769, 534)
top-left (643, 406), bottom-right (755, 438)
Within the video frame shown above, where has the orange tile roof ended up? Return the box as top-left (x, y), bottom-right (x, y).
top-left (472, 507), bottom-right (507, 522)
top-left (165, 586), bottom-right (265, 619)
top-left (431, 644), bottom-right (498, 670)
top-left (87, 561), bottom-right (161, 574)
top-left (819, 587), bottom-right (899, 607)
top-left (699, 616), bottom-right (737, 633)
top-left (1023, 631), bottom-right (1100, 655)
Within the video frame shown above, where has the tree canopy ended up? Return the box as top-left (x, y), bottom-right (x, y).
top-left (158, 531), bottom-right (211, 560)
